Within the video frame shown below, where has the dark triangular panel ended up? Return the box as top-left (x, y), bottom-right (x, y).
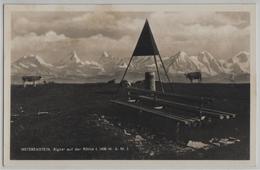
top-left (133, 20), bottom-right (160, 56)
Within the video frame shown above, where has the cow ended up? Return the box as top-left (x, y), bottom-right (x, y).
top-left (107, 79), bottom-right (116, 84)
top-left (22, 76), bottom-right (42, 87)
top-left (184, 72), bottom-right (202, 83)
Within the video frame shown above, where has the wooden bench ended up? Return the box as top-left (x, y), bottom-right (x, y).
top-left (111, 100), bottom-right (201, 126)
top-left (127, 87), bottom-right (214, 105)
top-left (137, 95), bottom-right (235, 120)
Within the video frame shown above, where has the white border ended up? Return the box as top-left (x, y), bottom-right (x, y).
top-left (1, 2), bottom-right (258, 169)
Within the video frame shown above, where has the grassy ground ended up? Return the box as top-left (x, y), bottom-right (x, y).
top-left (10, 83), bottom-right (250, 160)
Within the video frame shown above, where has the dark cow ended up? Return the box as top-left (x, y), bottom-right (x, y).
top-left (107, 79), bottom-right (116, 84)
top-left (184, 72), bottom-right (202, 83)
top-left (22, 76), bottom-right (42, 87)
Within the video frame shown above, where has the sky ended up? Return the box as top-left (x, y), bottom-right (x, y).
top-left (11, 10), bottom-right (250, 63)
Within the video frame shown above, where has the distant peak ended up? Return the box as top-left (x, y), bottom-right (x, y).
top-left (21, 54), bottom-right (42, 61)
top-left (178, 51), bottom-right (188, 56)
top-left (200, 51), bottom-right (211, 55)
top-left (174, 51), bottom-right (188, 59)
top-left (236, 51), bottom-right (249, 56)
top-left (102, 51), bottom-right (110, 58)
top-left (72, 50), bottom-right (77, 56)
top-left (71, 50), bottom-right (78, 58)
top-left (23, 54), bottom-right (38, 59)
top-left (233, 51), bottom-right (249, 63)
top-left (198, 51), bottom-right (215, 60)
top-left (70, 50), bottom-right (82, 64)
top-left (16, 54), bottom-right (53, 67)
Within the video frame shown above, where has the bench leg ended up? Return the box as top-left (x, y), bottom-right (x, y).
top-left (175, 122), bottom-right (181, 142)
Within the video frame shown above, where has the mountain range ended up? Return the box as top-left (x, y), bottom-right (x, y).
top-left (11, 50), bottom-right (250, 84)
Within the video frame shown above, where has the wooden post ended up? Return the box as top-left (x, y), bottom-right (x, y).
top-left (153, 55), bottom-right (164, 93)
top-left (176, 122), bottom-right (180, 142)
top-left (158, 54), bottom-right (174, 92)
top-left (119, 54), bottom-right (134, 84)
top-left (115, 54), bottom-right (135, 98)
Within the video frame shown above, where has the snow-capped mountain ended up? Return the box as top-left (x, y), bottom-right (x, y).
top-left (164, 51), bottom-right (225, 76)
top-left (11, 50), bottom-right (250, 83)
top-left (58, 50), bottom-right (85, 66)
top-left (11, 54), bottom-right (54, 76)
top-left (11, 51), bottom-right (104, 80)
top-left (165, 51), bottom-right (199, 74)
top-left (120, 50), bottom-right (250, 82)
top-left (97, 51), bottom-right (129, 74)
top-left (56, 51), bottom-right (104, 77)
top-left (98, 51), bottom-right (116, 67)
top-left (197, 51), bottom-right (225, 75)
top-left (131, 55), bottom-right (155, 71)
top-left (163, 50), bottom-right (250, 77)
top-left (117, 59), bottom-right (128, 69)
top-left (221, 51), bottom-right (250, 74)
top-left (128, 51), bottom-right (228, 76)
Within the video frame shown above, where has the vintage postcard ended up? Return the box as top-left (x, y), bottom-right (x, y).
top-left (3, 4), bottom-right (256, 167)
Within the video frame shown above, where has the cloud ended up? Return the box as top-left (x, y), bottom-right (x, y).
top-left (11, 30), bottom-right (135, 63)
top-left (11, 11), bottom-right (250, 63)
top-left (147, 12), bottom-right (250, 58)
top-left (12, 31), bottom-right (70, 62)
top-left (12, 31), bottom-right (68, 50)
top-left (12, 11), bottom-right (147, 39)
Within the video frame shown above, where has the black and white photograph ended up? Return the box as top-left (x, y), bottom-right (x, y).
top-left (3, 4), bottom-right (256, 166)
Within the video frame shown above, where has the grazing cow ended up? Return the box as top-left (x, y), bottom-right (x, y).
top-left (107, 79), bottom-right (116, 84)
top-left (184, 72), bottom-right (202, 83)
top-left (22, 76), bottom-right (42, 87)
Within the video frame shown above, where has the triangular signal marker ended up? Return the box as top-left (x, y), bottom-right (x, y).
top-left (133, 19), bottom-right (160, 56)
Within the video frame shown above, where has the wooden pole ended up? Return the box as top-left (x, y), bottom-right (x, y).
top-left (158, 54), bottom-right (174, 92)
top-left (120, 55), bottom-right (134, 84)
top-left (153, 55), bottom-right (164, 93)
top-left (115, 54), bottom-right (135, 96)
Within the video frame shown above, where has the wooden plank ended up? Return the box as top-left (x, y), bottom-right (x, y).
top-left (127, 87), bottom-right (214, 103)
top-left (202, 107), bottom-right (236, 118)
top-left (110, 100), bottom-right (197, 126)
top-left (138, 95), bottom-right (232, 120)
top-left (130, 93), bottom-right (235, 119)
top-left (128, 95), bottom-right (202, 122)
